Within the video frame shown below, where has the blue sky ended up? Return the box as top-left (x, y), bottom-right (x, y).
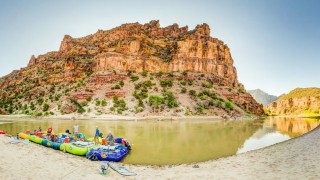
top-left (0, 0), bottom-right (319, 95)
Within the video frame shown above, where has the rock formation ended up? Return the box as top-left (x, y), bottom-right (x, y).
top-left (0, 20), bottom-right (264, 117)
top-left (267, 88), bottom-right (320, 115)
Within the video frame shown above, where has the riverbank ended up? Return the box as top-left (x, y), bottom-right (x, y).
top-left (0, 125), bottom-right (319, 179)
top-left (0, 113), bottom-right (256, 121)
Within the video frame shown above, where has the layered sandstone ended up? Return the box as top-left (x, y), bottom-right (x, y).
top-left (0, 20), bottom-right (264, 117)
top-left (267, 88), bottom-right (320, 115)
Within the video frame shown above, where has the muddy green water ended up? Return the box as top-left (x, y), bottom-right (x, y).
top-left (0, 117), bottom-right (318, 165)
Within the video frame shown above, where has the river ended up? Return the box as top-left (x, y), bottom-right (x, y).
top-left (0, 116), bottom-right (318, 165)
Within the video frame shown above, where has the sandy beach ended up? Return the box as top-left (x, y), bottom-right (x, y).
top-left (0, 124), bottom-right (319, 180)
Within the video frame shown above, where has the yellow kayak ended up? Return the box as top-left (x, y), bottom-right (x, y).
top-left (19, 133), bottom-right (29, 139)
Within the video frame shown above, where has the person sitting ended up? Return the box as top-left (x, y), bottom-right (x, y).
top-left (65, 129), bottom-right (71, 134)
top-left (47, 127), bottom-right (52, 136)
top-left (106, 131), bottom-right (114, 145)
top-left (38, 126), bottom-right (42, 132)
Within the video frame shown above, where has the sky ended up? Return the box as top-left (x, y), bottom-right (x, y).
top-left (0, 0), bottom-right (319, 96)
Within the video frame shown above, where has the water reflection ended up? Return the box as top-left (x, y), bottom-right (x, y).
top-left (237, 117), bottom-right (319, 154)
top-left (0, 117), bottom-right (318, 165)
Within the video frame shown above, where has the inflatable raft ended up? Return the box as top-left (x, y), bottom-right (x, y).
top-left (86, 144), bottom-right (129, 162)
top-left (60, 141), bottom-right (98, 156)
top-left (19, 133), bottom-right (29, 139)
top-left (0, 130), bottom-right (6, 134)
top-left (29, 135), bottom-right (44, 144)
top-left (41, 139), bottom-right (62, 150)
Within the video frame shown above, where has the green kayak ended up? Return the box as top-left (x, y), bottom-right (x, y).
top-left (29, 135), bottom-right (43, 144)
top-left (60, 141), bottom-right (98, 156)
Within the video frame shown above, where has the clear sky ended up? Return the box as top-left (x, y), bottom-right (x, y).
top-left (0, 0), bottom-right (319, 96)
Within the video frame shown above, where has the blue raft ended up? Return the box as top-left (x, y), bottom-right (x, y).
top-left (86, 144), bottom-right (129, 162)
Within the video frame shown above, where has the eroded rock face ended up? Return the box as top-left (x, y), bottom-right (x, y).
top-left (268, 96), bottom-right (320, 115)
top-left (267, 88), bottom-right (320, 115)
top-left (0, 20), bottom-right (264, 116)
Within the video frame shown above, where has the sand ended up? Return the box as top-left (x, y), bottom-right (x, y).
top-left (0, 125), bottom-right (319, 180)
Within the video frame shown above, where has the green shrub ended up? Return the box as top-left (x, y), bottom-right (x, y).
top-left (114, 84), bottom-right (121, 89)
top-left (101, 99), bottom-right (107, 106)
top-left (130, 76), bottom-right (139, 82)
top-left (50, 86), bottom-right (55, 93)
top-left (189, 90), bottom-right (196, 96)
top-left (180, 81), bottom-right (186, 86)
top-left (43, 103), bottom-right (49, 111)
top-left (71, 99), bottom-right (85, 113)
top-left (117, 109), bottom-right (123, 114)
top-left (80, 101), bottom-right (88, 107)
top-left (156, 71), bottom-right (163, 77)
top-left (181, 87), bottom-right (187, 93)
top-left (141, 71), bottom-right (148, 77)
top-left (8, 106), bottom-right (13, 114)
top-left (202, 82), bottom-right (213, 88)
top-left (163, 91), bottom-right (179, 108)
top-left (138, 98), bottom-right (144, 107)
top-left (149, 95), bottom-right (164, 107)
top-left (119, 80), bottom-right (124, 87)
top-left (95, 100), bottom-right (101, 106)
top-left (86, 96), bottom-right (92, 102)
top-left (188, 80), bottom-right (193, 85)
top-left (85, 88), bottom-right (93, 93)
top-left (37, 98), bottom-right (44, 105)
top-left (160, 79), bottom-right (173, 88)
top-left (35, 112), bottom-right (43, 116)
top-left (55, 94), bottom-right (62, 101)
top-left (182, 71), bottom-right (188, 76)
top-left (225, 101), bottom-right (233, 110)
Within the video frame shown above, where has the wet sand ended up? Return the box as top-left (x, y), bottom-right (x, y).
top-left (0, 125), bottom-right (319, 179)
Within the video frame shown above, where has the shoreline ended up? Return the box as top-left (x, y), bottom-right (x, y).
top-left (0, 114), bottom-right (258, 121)
top-left (0, 125), bottom-right (319, 179)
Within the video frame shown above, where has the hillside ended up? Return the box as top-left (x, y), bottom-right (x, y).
top-left (0, 20), bottom-right (264, 118)
top-left (267, 88), bottom-right (320, 116)
top-left (248, 89), bottom-right (278, 107)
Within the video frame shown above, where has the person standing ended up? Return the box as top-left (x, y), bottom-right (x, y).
top-left (73, 124), bottom-right (79, 139)
top-left (94, 126), bottom-right (100, 144)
